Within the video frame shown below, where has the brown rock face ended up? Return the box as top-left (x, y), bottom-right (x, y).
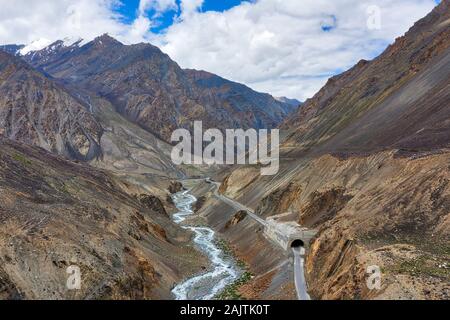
top-left (224, 210), bottom-right (248, 230)
top-left (136, 194), bottom-right (169, 217)
top-left (0, 138), bottom-right (204, 299)
top-left (256, 182), bottom-right (303, 218)
top-left (168, 181), bottom-right (184, 194)
top-left (299, 187), bottom-right (353, 228)
top-left (193, 195), bottom-right (207, 212)
top-left (23, 35), bottom-right (296, 142)
top-left (0, 51), bottom-right (103, 160)
top-left (218, 2), bottom-right (450, 300)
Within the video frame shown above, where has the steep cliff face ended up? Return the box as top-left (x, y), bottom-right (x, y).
top-left (23, 35), bottom-right (296, 141)
top-left (220, 151), bottom-right (450, 299)
top-left (218, 1), bottom-right (450, 300)
top-left (0, 51), bottom-right (103, 160)
top-left (0, 139), bottom-right (205, 299)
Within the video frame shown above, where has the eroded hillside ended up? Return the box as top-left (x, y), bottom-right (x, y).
top-left (216, 1), bottom-right (450, 300)
top-left (23, 35), bottom-right (296, 142)
top-left (0, 139), bottom-right (206, 299)
top-left (0, 51), bottom-right (102, 160)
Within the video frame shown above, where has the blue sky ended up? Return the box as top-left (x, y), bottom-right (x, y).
top-left (0, 0), bottom-right (441, 100)
top-left (116, 0), bottom-right (248, 33)
top-left (117, 0), bottom-right (441, 34)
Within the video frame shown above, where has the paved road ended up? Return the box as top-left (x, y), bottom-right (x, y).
top-left (206, 179), bottom-right (310, 300)
top-left (209, 181), bottom-right (268, 226)
top-left (293, 247), bottom-right (311, 300)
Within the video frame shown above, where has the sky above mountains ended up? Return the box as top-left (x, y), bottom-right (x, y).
top-left (0, 0), bottom-right (440, 100)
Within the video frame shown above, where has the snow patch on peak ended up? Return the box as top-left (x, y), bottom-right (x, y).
top-left (62, 36), bottom-right (86, 47)
top-left (19, 36), bottom-right (87, 57)
top-left (19, 38), bottom-right (52, 55)
top-left (275, 96), bottom-right (302, 106)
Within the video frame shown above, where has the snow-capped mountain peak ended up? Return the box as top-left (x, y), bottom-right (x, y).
top-left (19, 38), bottom-right (52, 55)
top-left (17, 36), bottom-right (86, 57)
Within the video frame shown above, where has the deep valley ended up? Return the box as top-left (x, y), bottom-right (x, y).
top-left (0, 0), bottom-right (449, 301)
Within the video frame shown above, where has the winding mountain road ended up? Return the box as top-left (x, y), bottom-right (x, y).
top-left (205, 179), bottom-right (310, 300)
top-left (208, 180), bottom-right (268, 227)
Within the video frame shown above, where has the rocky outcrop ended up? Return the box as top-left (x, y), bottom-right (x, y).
top-left (0, 267), bottom-right (22, 299)
top-left (299, 187), bottom-right (353, 228)
top-left (193, 196), bottom-right (207, 212)
top-left (136, 194), bottom-right (168, 217)
top-left (168, 181), bottom-right (184, 194)
top-left (256, 183), bottom-right (303, 218)
top-left (224, 211), bottom-right (248, 230)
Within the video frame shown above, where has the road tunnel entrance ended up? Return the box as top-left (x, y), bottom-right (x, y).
top-left (290, 239), bottom-right (305, 248)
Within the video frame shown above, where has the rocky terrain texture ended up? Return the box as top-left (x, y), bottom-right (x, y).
top-left (0, 0), bottom-right (448, 302)
top-left (217, 1), bottom-right (450, 300)
top-left (0, 51), bottom-right (103, 160)
top-left (86, 93), bottom-right (183, 184)
top-left (0, 49), bottom-right (182, 181)
top-left (21, 35), bottom-right (295, 142)
top-left (0, 3), bottom-right (299, 302)
top-left (189, 181), bottom-right (297, 300)
top-left (0, 138), bottom-right (206, 299)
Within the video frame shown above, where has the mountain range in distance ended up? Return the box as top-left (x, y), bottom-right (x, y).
top-left (2, 35), bottom-right (298, 141)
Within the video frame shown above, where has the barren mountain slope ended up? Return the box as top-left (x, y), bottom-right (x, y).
top-left (283, 1), bottom-right (450, 156)
top-left (0, 138), bottom-right (205, 299)
top-left (23, 35), bottom-right (296, 141)
top-left (216, 1), bottom-right (450, 300)
top-left (0, 51), bottom-right (103, 160)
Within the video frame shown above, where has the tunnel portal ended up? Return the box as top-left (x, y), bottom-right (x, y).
top-left (290, 239), bottom-right (305, 248)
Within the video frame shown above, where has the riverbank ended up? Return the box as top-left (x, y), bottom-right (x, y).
top-left (170, 190), bottom-right (243, 300)
top-left (188, 180), bottom-right (297, 300)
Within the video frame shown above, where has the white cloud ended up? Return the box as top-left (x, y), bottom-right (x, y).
top-left (0, 0), bottom-right (126, 46)
top-left (179, 0), bottom-right (204, 18)
top-left (138, 0), bottom-right (177, 15)
top-left (157, 0), bottom-right (437, 100)
top-left (0, 0), bottom-right (438, 100)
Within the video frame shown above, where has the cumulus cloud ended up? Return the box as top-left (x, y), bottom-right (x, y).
top-left (0, 0), bottom-right (125, 45)
top-left (158, 0), bottom-right (437, 100)
top-left (0, 0), bottom-right (438, 100)
top-left (179, 0), bottom-right (204, 18)
top-left (139, 0), bottom-right (177, 15)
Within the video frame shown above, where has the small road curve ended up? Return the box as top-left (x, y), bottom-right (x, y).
top-left (206, 179), bottom-right (310, 300)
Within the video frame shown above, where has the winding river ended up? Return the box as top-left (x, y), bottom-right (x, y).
top-left (171, 190), bottom-right (241, 300)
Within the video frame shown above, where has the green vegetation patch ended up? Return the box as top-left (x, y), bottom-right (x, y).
top-left (387, 255), bottom-right (449, 279)
top-left (215, 271), bottom-right (253, 300)
top-left (12, 153), bottom-right (32, 166)
top-left (214, 238), bottom-right (254, 300)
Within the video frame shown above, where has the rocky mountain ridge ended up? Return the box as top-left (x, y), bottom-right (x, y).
top-left (18, 34), bottom-right (297, 142)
